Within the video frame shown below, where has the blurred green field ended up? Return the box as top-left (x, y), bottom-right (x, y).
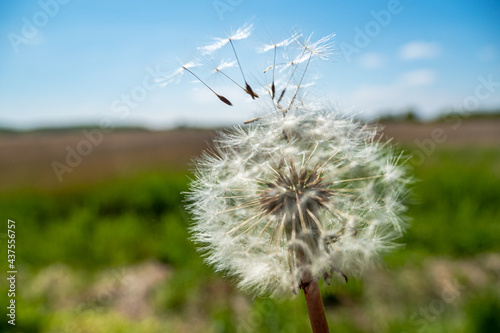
top-left (1, 144), bottom-right (500, 333)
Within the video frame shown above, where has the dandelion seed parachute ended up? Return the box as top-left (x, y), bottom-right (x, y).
top-left (187, 110), bottom-right (409, 297)
top-left (156, 61), bottom-right (200, 88)
top-left (198, 22), bottom-right (254, 55)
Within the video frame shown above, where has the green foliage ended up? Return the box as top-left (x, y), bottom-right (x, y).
top-left (465, 290), bottom-right (500, 333)
top-left (403, 148), bottom-right (500, 258)
top-left (0, 171), bottom-right (191, 269)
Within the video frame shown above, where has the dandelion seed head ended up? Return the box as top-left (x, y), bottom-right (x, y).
top-left (188, 110), bottom-right (410, 296)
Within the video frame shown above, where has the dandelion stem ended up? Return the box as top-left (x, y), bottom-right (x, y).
top-left (303, 279), bottom-right (330, 333)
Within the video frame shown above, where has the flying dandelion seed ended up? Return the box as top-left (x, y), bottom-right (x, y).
top-left (258, 31), bottom-right (301, 54)
top-left (198, 22), bottom-right (254, 55)
top-left (205, 58), bottom-right (256, 97)
top-left (198, 22), bottom-right (259, 100)
top-left (157, 59), bottom-right (233, 106)
top-left (259, 32), bottom-right (301, 99)
top-left (155, 60), bottom-right (200, 88)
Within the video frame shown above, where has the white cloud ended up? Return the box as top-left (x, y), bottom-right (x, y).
top-left (340, 69), bottom-right (440, 118)
top-left (399, 41), bottom-right (441, 60)
top-left (400, 69), bottom-right (436, 86)
top-left (358, 52), bottom-right (385, 69)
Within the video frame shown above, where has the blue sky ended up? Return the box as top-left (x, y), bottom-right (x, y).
top-left (0, 0), bottom-right (499, 129)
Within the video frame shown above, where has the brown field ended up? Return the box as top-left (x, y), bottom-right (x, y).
top-left (1, 119), bottom-right (499, 190)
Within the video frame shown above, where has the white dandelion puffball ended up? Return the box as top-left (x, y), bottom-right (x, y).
top-left (188, 110), bottom-right (409, 296)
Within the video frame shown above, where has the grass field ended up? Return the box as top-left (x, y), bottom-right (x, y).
top-left (1, 122), bottom-right (500, 332)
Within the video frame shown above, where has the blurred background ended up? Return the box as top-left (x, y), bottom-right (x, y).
top-left (1, 0), bottom-right (500, 332)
